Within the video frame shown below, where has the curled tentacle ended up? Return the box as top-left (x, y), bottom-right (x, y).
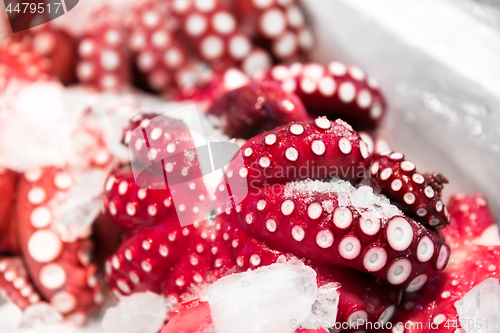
top-left (105, 218), bottom-right (234, 303)
top-left (369, 153), bottom-right (450, 229)
top-left (16, 167), bottom-right (103, 319)
top-left (0, 41), bottom-right (53, 90)
top-left (207, 80), bottom-right (311, 139)
top-left (220, 119), bottom-right (449, 290)
top-left (232, 0), bottom-right (313, 61)
top-left (217, 216), bottom-right (403, 326)
top-left (101, 166), bottom-right (178, 232)
top-left (257, 62), bottom-right (386, 130)
top-left (0, 256), bottom-right (42, 310)
top-left (223, 180), bottom-right (448, 290)
top-left (105, 225), bottom-right (188, 299)
top-left (167, 0), bottom-right (272, 74)
top-left (385, 194), bottom-right (500, 333)
top-left (22, 25), bottom-right (77, 85)
top-left (76, 7), bottom-right (130, 91)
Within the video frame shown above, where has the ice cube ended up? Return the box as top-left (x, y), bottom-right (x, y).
top-left (22, 303), bottom-right (63, 327)
top-left (455, 277), bottom-right (500, 333)
top-left (473, 224), bottom-right (500, 247)
top-left (0, 82), bottom-right (94, 171)
top-left (0, 302), bottom-right (23, 330)
top-left (306, 283), bottom-right (340, 328)
top-left (51, 169), bottom-right (109, 242)
top-left (101, 292), bottom-right (170, 333)
top-left (284, 178), bottom-right (401, 220)
top-left (206, 262), bottom-right (318, 333)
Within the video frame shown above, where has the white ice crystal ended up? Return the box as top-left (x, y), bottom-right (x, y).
top-left (455, 278), bottom-right (500, 333)
top-left (0, 82), bottom-right (97, 171)
top-left (206, 261), bottom-right (338, 333)
top-left (472, 224), bottom-right (500, 247)
top-left (101, 292), bottom-right (171, 333)
top-left (284, 178), bottom-right (402, 219)
top-left (22, 303), bottom-right (63, 327)
top-left (0, 302), bottom-right (23, 331)
top-left (306, 283), bottom-right (340, 328)
top-left (51, 169), bottom-right (110, 242)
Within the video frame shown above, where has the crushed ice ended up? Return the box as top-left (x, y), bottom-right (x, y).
top-left (307, 283), bottom-right (340, 327)
top-left (0, 299), bottom-right (108, 333)
top-left (455, 278), bottom-right (500, 333)
top-left (285, 178), bottom-right (402, 219)
top-left (206, 260), bottom-right (339, 333)
top-left (0, 80), bottom-right (224, 240)
top-left (472, 224), bottom-right (500, 247)
top-left (0, 302), bottom-right (23, 331)
top-left (101, 292), bottom-right (171, 333)
top-left (51, 169), bottom-right (110, 242)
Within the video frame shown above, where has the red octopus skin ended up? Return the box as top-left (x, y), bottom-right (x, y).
top-left (384, 193), bottom-right (500, 333)
top-left (445, 192), bottom-right (495, 239)
top-left (0, 168), bottom-right (18, 254)
top-left (101, 166), bottom-right (177, 232)
top-left (103, 162), bottom-right (403, 326)
top-left (224, 182), bottom-right (447, 290)
top-left (0, 257), bottom-right (42, 310)
top-left (174, 67), bottom-right (251, 101)
top-left (207, 79), bottom-right (311, 139)
top-left (0, 40), bottom-right (52, 90)
top-left (121, 113), bottom-right (203, 178)
top-left (128, 1), bottom-right (195, 94)
top-left (91, 214), bottom-right (123, 270)
top-left (257, 62), bottom-right (386, 131)
top-left (103, 117), bottom-right (402, 323)
top-left (22, 25), bottom-right (77, 85)
top-left (16, 167), bottom-right (103, 321)
top-left (223, 118), bottom-right (371, 191)
top-left (104, 200), bottom-right (235, 303)
top-left (0, 214), bottom-right (19, 256)
top-left (232, 0), bottom-right (314, 61)
top-left (167, 0), bottom-right (272, 75)
top-left (102, 164), bottom-right (213, 232)
top-left (76, 7), bottom-right (130, 91)
top-left (126, 1), bottom-right (248, 99)
top-left (220, 119), bottom-right (449, 289)
top-left (369, 152), bottom-right (451, 229)
top-left (217, 216), bottom-right (403, 326)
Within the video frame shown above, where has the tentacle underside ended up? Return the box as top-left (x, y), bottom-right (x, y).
top-left (16, 167), bottom-right (102, 320)
top-left (0, 168), bottom-right (19, 254)
top-left (258, 62), bottom-right (386, 130)
top-left (0, 256), bottom-right (42, 310)
top-left (225, 184), bottom-right (447, 290)
top-left (217, 216), bottom-right (403, 327)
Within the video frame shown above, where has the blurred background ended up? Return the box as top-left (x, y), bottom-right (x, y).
top-left (303, 0), bottom-right (500, 219)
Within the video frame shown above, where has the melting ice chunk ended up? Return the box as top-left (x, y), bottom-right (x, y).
top-left (455, 278), bottom-right (500, 333)
top-left (206, 262), bottom-right (326, 333)
top-left (0, 302), bottom-right (22, 330)
top-left (22, 303), bottom-right (63, 327)
top-left (472, 224), bottom-right (500, 247)
top-left (52, 169), bottom-right (109, 242)
top-left (102, 292), bottom-right (170, 333)
top-left (285, 178), bottom-right (401, 219)
top-left (307, 283), bottom-right (340, 326)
